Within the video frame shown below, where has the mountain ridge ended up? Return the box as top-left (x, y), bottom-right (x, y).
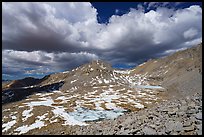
top-left (3, 43), bottom-right (202, 91)
top-left (2, 43), bottom-right (202, 135)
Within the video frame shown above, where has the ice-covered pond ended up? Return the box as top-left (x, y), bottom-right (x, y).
top-left (136, 85), bottom-right (164, 89)
top-left (68, 107), bottom-right (127, 122)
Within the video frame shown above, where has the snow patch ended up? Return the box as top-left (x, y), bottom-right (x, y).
top-left (104, 79), bottom-right (110, 84)
top-left (23, 97), bottom-right (54, 107)
top-left (98, 79), bottom-right (102, 84)
top-left (15, 120), bottom-right (45, 134)
top-left (62, 71), bottom-right (69, 74)
top-left (138, 62), bottom-right (146, 67)
top-left (22, 108), bottom-right (33, 122)
top-left (71, 79), bottom-right (77, 84)
top-left (134, 102), bottom-right (144, 108)
top-left (2, 116), bottom-right (17, 132)
top-left (100, 65), bottom-right (106, 69)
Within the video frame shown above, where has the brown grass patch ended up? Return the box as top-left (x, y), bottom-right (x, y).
top-left (82, 103), bottom-right (96, 110)
top-left (117, 103), bottom-right (141, 111)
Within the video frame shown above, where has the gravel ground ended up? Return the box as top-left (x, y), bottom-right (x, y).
top-left (71, 92), bottom-right (202, 135)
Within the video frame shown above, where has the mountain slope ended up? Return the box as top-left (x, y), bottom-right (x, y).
top-left (2, 43), bottom-right (202, 135)
top-left (130, 43), bottom-right (202, 97)
top-left (131, 43), bottom-right (202, 79)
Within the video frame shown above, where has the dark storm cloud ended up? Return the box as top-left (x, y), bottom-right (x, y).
top-left (51, 52), bottom-right (99, 70)
top-left (2, 30), bottom-right (85, 53)
top-left (2, 2), bottom-right (98, 53)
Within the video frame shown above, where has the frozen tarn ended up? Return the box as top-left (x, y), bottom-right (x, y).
top-left (2, 115), bottom-right (17, 132)
top-left (69, 107), bottom-right (126, 122)
top-left (136, 85), bottom-right (164, 89)
top-left (23, 97), bottom-right (87, 126)
top-left (52, 106), bottom-right (87, 126)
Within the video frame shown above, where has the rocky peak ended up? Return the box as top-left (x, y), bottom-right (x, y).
top-left (75, 60), bottom-right (113, 75)
top-left (87, 60), bottom-right (112, 70)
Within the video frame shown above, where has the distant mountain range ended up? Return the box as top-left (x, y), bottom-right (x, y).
top-left (2, 79), bottom-right (11, 82)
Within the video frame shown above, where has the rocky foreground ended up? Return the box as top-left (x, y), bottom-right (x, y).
top-left (71, 92), bottom-right (202, 135)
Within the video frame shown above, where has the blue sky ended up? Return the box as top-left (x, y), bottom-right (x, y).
top-left (2, 2), bottom-right (202, 80)
top-left (92, 2), bottom-right (202, 23)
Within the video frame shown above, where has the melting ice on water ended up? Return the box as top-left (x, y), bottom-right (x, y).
top-left (68, 107), bottom-right (127, 122)
top-left (136, 85), bottom-right (164, 89)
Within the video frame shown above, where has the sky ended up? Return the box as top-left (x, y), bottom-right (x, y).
top-left (2, 2), bottom-right (202, 80)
